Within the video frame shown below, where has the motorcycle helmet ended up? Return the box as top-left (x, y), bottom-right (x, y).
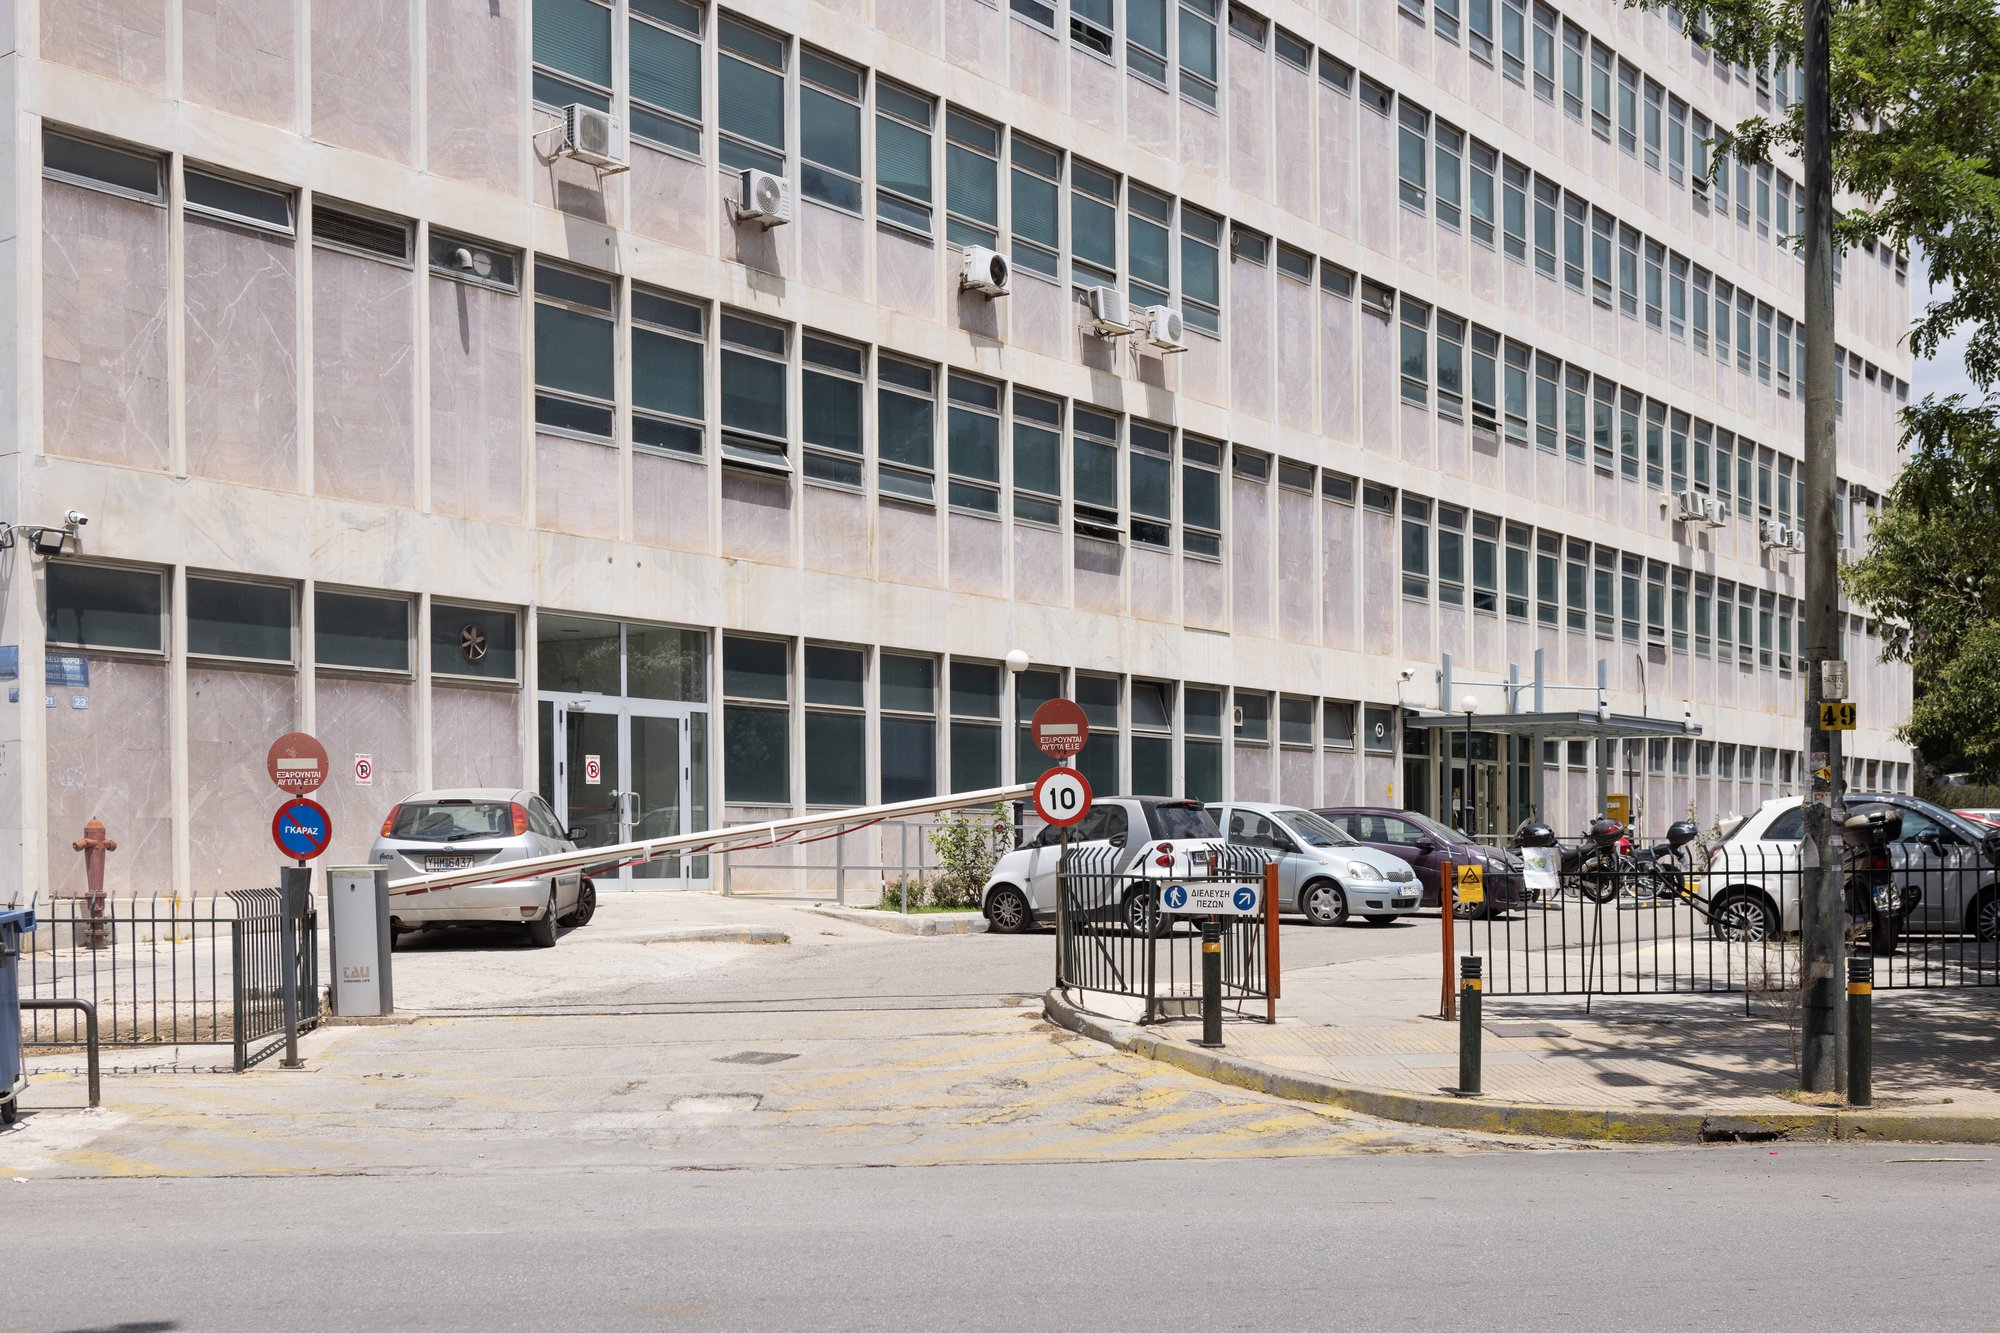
top-left (1514, 820), bottom-right (1557, 849)
top-left (1586, 814), bottom-right (1624, 847)
top-left (1666, 819), bottom-right (1699, 850)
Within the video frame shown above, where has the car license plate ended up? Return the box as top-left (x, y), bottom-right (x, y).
top-left (426, 855), bottom-right (475, 872)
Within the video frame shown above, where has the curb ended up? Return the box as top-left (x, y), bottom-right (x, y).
top-left (624, 926), bottom-right (790, 945)
top-left (810, 906), bottom-right (988, 937)
top-left (1043, 988), bottom-right (2000, 1146)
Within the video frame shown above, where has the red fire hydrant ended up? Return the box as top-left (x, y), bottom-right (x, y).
top-left (72, 816), bottom-right (117, 949)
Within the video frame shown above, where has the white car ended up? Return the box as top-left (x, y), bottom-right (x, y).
top-left (370, 788), bottom-right (592, 948)
top-left (980, 797), bottom-right (1223, 934)
top-left (1207, 802), bottom-right (1422, 926)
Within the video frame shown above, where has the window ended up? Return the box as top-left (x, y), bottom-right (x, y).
top-left (1074, 0), bottom-right (1115, 53)
top-left (1501, 0), bottom-right (1525, 83)
top-left (1623, 389), bottom-right (1645, 483)
top-left (1181, 206), bottom-right (1222, 334)
top-left (1324, 701), bottom-right (1356, 750)
top-left (1183, 436), bottom-right (1223, 558)
top-left (1563, 192), bottom-right (1587, 290)
top-left (1531, 2), bottom-right (1556, 101)
top-left (1564, 539), bottom-right (1587, 632)
top-left (881, 654), bottom-right (938, 802)
top-left (1073, 407), bottom-right (1122, 542)
top-left (632, 289), bottom-right (705, 457)
top-left (876, 81), bottom-right (935, 234)
top-left (717, 15), bottom-right (786, 175)
top-left (1072, 160), bottom-right (1120, 287)
top-left (1560, 20), bottom-right (1585, 119)
top-left (1131, 0), bottom-right (1170, 81)
top-left (948, 374), bottom-right (1002, 514)
top-left (1435, 122), bottom-right (1464, 229)
top-left (724, 637), bottom-right (791, 804)
top-left (1756, 302), bottom-right (1773, 383)
top-left (1535, 533), bottom-right (1559, 626)
top-left (1321, 471), bottom-right (1355, 504)
top-left (1756, 162), bottom-right (1772, 238)
top-left (1692, 265), bottom-right (1711, 350)
top-left (184, 168), bottom-right (293, 234)
top-left (1694, 575), bottom-right (1712, 656)
top-left (1716, 581), bottom-right (1735, 663)
top-left (1671, 568), bottom-right (1690, 653)
top-left (1470, 326), bottom-right (1499, 432)
top-left (430, 231), bottom-right (519, 291)
top-left (189, 576), bottom-right (292, 662)
top-left (1013, 391), bottom-right (1064, 525)
top-left (1667, 404), bottom-right (1688, 491)
top-left (1503, 341), bottom-right (1530, 444)
top-left (533, 0), bottom-right (612, 111)
top-left (433, 603), bottom-right (519, 681)
top-left (315, 203), bottom-right (411, 265)
top-left (1614, 217), bottom-right (1636, 314)
top-left (630, 0), bottom-right (702, 156)
top-left (720, 312), bottom-right (788, 469)
top-left (1504, 522), bottom-right (1530, 619)
top-left (1646, 560), bottom-right (1667, 646)
top-left (1533, 177), bottom-right (1559, 277)
top-left (1129, 422), bottom-right (1173, 547)
top-left (1235, 690), bottom-right (1271, 743)
top-left (878, 355), bottom-right (937, 501)
top-left (1275, 26), bottom-right (1311, 69)
top-left (1363, 706), bottom-right (1397, 756)
top-left (43, 129), bottom-right (164, 203)
top-left (1013, 0), bottom-right (1056, 27)
top-left (1593, 547), bottom-right (1615, 638)
top-left (1777, 315), bottom-right (1793, 395)
top-left (1644, 240), bottom-right (1665, 330)
top-left (1401, 497), bottom-right (1431, 599)
top-left (1435, 314), bottom-right (1466, 420)
top-left (1468, 0), bottom-right (1492, 58)
top-left (1620, 554), bottom-right (1641, 643)
top-left (1693, 418), bottom-right (1713, 492)
top-left (534, 263), bottom-right (615, 438)
top-left (1438, 506), bottom-right (1466, 607)
top-left (1469, 143), bottom-right (1496, 246)
top-left (1361, 75), bottom-right (1393, 116)
top-left (1077, 674), bottom-right (1122, 795)
top-left (802, 334), bottom-right (865, 486)
top-left (1180, 0), bottom-right (1220, 108)
top-left (949, 661), bottom-right (1003, 791)
top-left (1472, 514), bottom-right (1499, 612)
top-left (799, 50), bottom-right (863, 211)
top-left (1398, 104), bottom-right (1429, 210)
top-left (45, 564), bottom-right (164, 653)
top-left (1589, 42), bottom-right (1612, 139)
top-left (1130, 185), bottom-right (1175, 308)
top-left (1010, 136), bottom-right (1062, 279)
top-left (1564, 365), bottom-right (1588, 464)
top-left (1184, 686), bottom-right (1224, 801)
top-left (805, 645), bottom-right (866, 806)
top-left (1319, 53), bottom-right (1353, 93)
top-left (1668, 254), bottom-right (1688, 340)
top-left (1132, 680), bottom-right (1175, 795)
top-left (1643, 78), bottom-right (1663, 169)
top-left (1400, 300), bottom-right (1430, 406)
top-left (1534, 352), bottom-right (1560, 453)
top-left (1013, 667), bottom-right (1060, 779)
top-left (1667, 96), bottom-right (1687, 184)
top-left (1502, 158), bottom-right (1528, 261)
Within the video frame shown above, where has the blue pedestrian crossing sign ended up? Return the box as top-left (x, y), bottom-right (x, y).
top-left (1158, 881), bottom-right (1263, 915)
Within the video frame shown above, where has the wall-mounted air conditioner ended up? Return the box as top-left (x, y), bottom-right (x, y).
top-left (959, 246), bottom-right (1011, 297)
top-left (556, 105), bottom-right (626, 171)
top-left (735, 168), bottom-right (792, 227)
top-left (1142, 305), bottom-right (1187, 353)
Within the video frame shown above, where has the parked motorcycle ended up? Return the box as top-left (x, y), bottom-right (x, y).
top-left (1843, 807), bottom-right (1920, 956)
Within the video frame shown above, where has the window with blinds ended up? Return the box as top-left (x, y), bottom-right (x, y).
top-left (876, 81), bottom-right (935, 234)
top-left (801, 50), bottom-right (863, 211)
top-left (629, 0), bottom-right (701, 155)
top-left (632, 289), bottom-right (705, 457)
top-left (534, 262), bottom-right (616, 439)
top-left (877, 356), bottom-right (936, 502)
top-left (718, 16), bottom-right (785, 175)
top-left (1010, 137), bottom-right (1062, 279)
top-left (533, 0), bottom-right (612, 111)
top-left (1012, 392), bottom-right (1063, 527)
top-left (945, 111), bottom-right (1000, 248)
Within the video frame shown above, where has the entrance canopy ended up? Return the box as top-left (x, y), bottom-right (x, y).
top-left (1402, 709), bottom-right (1700, 741)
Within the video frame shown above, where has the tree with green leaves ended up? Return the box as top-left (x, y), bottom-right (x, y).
top-left (1641, 1), bottom-right (2000, 775)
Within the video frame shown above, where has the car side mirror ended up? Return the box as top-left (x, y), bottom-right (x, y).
top-left (1108, 832), bottom-right (1126, 848)
top-left (1412, 837), bottom-right (1436, 853)
top-left (567, 826), bottom-right (588, 843)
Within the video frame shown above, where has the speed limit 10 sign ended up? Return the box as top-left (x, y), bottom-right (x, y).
top-left (1034, 766), bottom-right (1093, 828)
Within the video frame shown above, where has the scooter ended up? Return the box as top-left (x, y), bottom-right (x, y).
top-left (1843, 808), bottom-right (1919, 955)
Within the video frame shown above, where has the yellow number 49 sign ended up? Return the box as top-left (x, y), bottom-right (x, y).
top-left (1455, 862), bottom-right (1485, 906)
top-left (1819, 701), bottom-right (1857, 731)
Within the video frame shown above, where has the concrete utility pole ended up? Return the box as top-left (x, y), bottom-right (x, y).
top-left (1798, 0), bottom-right (1846, 1094)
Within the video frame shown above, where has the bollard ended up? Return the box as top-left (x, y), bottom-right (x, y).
top-left (1847, 955), bottom-right (1873, 1109)
top-left (1199, 916), bottom-right (1224, 1049)
top-left (279, 865), bottom-right (310, 1069)
top-left (71, 817), bottom-right (117, 949)
top-left (1458, 955), bottom-right (1483, 1096)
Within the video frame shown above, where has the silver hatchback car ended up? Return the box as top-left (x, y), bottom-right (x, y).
top-left (370, 788), bottom-right (593, 947)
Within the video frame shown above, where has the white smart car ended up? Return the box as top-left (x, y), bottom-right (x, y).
top-left (980, 796), bottom-right (1223, 934)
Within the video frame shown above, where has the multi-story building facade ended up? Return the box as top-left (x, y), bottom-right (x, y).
top-left (0, 0), bottom-right (1913, 899)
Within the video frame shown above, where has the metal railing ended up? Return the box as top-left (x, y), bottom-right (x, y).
top-left (719, 817), bottom-right (948, 905)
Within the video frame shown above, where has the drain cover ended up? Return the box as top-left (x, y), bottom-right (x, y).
top-left (714, 1051), bottom-right (799, 1065)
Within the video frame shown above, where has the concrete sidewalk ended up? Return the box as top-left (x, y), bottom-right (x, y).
top-left (1051, 939), bottom-right (2000, 1143)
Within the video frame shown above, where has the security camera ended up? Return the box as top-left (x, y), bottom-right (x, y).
top-left (1399, 668), bottom-right (1416, 681)
top-left (64, 510), bottom-right (88, 528)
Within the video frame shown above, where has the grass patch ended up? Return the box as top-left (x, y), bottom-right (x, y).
top-left (865, 902), bottom-right (982, 914)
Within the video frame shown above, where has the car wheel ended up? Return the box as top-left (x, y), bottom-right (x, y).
top-left (986, 885), bottom-right (1031, 934)
top-left (1710, 891), bottom-right (1777, 942)
top-left (526, 887), bottom-right (560, 948)
top-left (1969, 888), bottom-right (2000, 943)
top-left (1123, 889), bottom-right (1166, 937)
top-left (1299, 880), bottom-right (1349, 927)
top-left (564, 878), bottom-right (597, 928)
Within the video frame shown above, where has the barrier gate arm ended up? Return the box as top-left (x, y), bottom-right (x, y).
top-left (387, 783), bottom-right (1035, 898)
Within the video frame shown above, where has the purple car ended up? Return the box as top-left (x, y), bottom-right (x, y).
top-left (1313, 806), bottom-right (1532, 914)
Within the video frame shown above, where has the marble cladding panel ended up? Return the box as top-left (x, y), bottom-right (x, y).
top-left (948, 514), bottom-right (1005, 598)
top-left (1072, 538), bottom-right (1124, 616)
top-left (1276, 488), bottom-right (1315, 640)
top-left (1469, 425), bottom-right (1501, 489)
top-left (1437, 605), bottom-right (1466, 664)
top-left (1321, 751), bottom-right (1357, 807)
top-left (944, 0), bottom-right (1005, 78)
top-left (1129, 546), bottom-right (1175, 624)
top-left (1275, 279), bottom-right (1314, 432)
top-left (1314, 296), bottom-right (1353, 443)
top-left (1012, 524), bottom-right (1065, 607)
top-left (633, 452), bottom-right (713, 552)
top-left (535, 434), bottom-right (620, 539)
top-left (1274, 68), bottom-right (1316, 221)
top-left (1069, 50), bottom-right (1121, 138)
top-left (184, 220), bottom-right (298, 489)
top-left (1358, 310), bottom-right (1393, 459)
top-left (1228, 263), bottom-right (1273, 420)
top-left (1401, 598), bottom-right (1433, 664)
top-left (312, 676), bottom-right (418, 869)
top-left (536, 151), bottom-right (619, 229)
top-left (314, 249), bottom-right (417, 507)
top-left (1010, 21), bottom-right (1064, 109)
top-left (311, 0), bottom-right (412, 161)
top-left (877, 228), bottom-right (939, 321)
top-left (877, 501), bottom-right (940, 588)
top-left (877, 0), bottom-right (939, 51)
top-left (1361, 513), bottom-right (1395, 652)
top-left (951, 284), bottom-right (1003, 344)
top-left (1179, 103), bottom-right (1222, 185)
top-left (1226, 40), bottom-right (1268, 198)
top-left (44, 657), bottom-right (172, 898)
top-left (1437, 416), bottom-right (1466, 480)
top-left (41, 0), bottom-right (168, 90)
top-left (1181, 332), bottom-right (1224, 406)
top-left (1356, 113), bottom-right (1393, 257)
top-left (802, 484), bottom-right (871, 577)
top-left (427, 0), bottom-right (521, 193)
top-left (429, 277), bottom-right (526, 524)
top-left (187, 667), bottom-right (298, 893)
top-left (718, 469), bottom-right (795, 565)
top-left (1229, 480), bottom-right (1271, 637)
top-left (184, 0), bottom-right (294, 126)
top-left (1320, 89), bottom-right (1354, 236)
top-left (1183, 556), bottom-right (1225, 632)
top-left (42, 182), bottom-right (171, 471)
top-left (1363, 754), bottom-right (1393, 807)
top-left (1279, 750), bottom-right (1315, 809)
top-left (802, 204), bottom-right (868, 302)
top-left (431, 685), bottom-right (524, 789)
top-left (1233, 745), bottom-right (1272, 803)
top-left (1128, 74), bottom-right (1174, 158)
top-left (1321, 500), bottom-right (1355, 650)
top-left (1397, 204), bottom-right (1428, 273)
top-left (1009, 274), bottom-right (1069, 362)
top-left (1472, 611), bottom-right (1503, 676)
top-left (629, 147), bottom-right (709, 252)
top-left (1400, 402), bottom-right (1432, 468)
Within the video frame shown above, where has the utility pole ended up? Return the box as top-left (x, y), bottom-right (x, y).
top-left (1798, 0), bottom-right (1846, 1094)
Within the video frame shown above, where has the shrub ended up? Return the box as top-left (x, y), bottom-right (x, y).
top-left (926, 803), bottom-right (1014, 910)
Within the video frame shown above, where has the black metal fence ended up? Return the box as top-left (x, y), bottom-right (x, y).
top-left (1462, 843), bottom-right (2000, 1002)
top-left (21, 891), bottom-right (321, 1070)
top-left (1056, 842), bottom-right (1274, 1023)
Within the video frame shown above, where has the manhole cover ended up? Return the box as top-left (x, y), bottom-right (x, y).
top-left (714, 1051), bottom-right (799, 1065)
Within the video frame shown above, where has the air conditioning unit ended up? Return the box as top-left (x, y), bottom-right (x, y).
top-left (1758, 517), bottom-right (1782, 548)
top-left (1787, 527), bottom-right (1806, 553)
top-left (1142, 305), bottom-right (1187, 353)
top-left (959, 246), bottom-right (1011, 297)
top-left (1673, 491), bottom-right (1711, 523)
top-left (1087, 285), bottom-right (1134, 335)
top-left (1708, 501), bottom-right (1730, 528)
top-left (735, 168), bottom-right (793, 227)
top-left (557, 104), bottom-right (626, 170)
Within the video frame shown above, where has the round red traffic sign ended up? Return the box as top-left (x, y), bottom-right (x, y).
top-left (1033, 766), bottom-right (1093, 828)
top-left (1031, 698), bottom-right (1090, 758)
top-left (266, 731), bottom-right (329, 796)
top-left (271, 797), bottom-right (334, 861)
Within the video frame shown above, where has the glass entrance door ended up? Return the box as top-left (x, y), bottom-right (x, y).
top-left (543, 700), bottom-right (701, 888)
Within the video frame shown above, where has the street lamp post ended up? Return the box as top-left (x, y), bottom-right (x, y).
top-left (1460, 694), bottom-right (1481, 838)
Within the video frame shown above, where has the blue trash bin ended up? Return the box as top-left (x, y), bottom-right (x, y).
top-left (1, 907), bottom-right (35, 1124)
